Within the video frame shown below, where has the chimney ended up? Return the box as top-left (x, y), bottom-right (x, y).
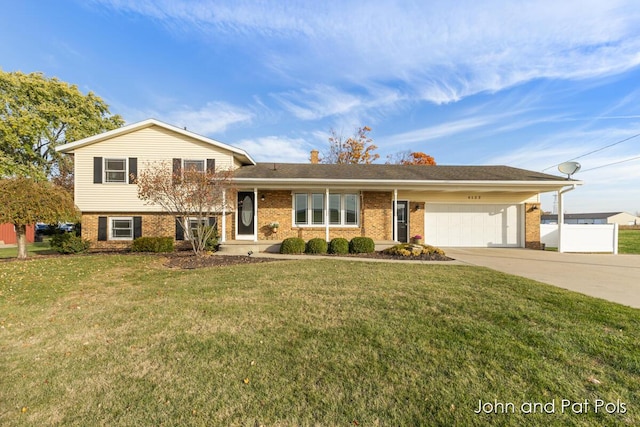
top-left (310, 149), bottom-right (319, 164)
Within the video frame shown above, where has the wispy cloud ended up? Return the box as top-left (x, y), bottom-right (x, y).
top-left (234, 136), bottom-right (312, 162)
top-left (93, 0), bottom-right (640, 107)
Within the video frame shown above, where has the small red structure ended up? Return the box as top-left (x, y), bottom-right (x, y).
top-left (0, 224), bottom-right (35, 245)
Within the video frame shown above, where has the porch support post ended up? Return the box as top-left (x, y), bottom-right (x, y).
top-left (221, 189), bottom-right (227, 243)
top-left (557, 189), bottom-right (564, 253)
top-left (325, 188), bottom-right (330, 242)
top-left (254, 187), bottom-right (258, 242)
top-left (393, 189), bottom-right (398, 242)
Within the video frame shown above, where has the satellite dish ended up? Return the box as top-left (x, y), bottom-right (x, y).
top-left (558, 161), bottom-right (581, 179)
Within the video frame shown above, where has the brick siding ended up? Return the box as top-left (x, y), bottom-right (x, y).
top-left (524, 202), bottom-right (542, 249)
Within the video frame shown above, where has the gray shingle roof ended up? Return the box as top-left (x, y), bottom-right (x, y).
top-left (234, 163), bottom-right (569, 182)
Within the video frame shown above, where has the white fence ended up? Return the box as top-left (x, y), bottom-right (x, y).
top-left (540, 224), bottom-right (618, 254)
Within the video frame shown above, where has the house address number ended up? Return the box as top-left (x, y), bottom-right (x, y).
top-left (467, 195), bottom-right (481, 200)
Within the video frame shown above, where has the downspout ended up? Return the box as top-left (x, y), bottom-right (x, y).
top-left (393, 189), bottom-right (398, 242)
top-left (221, 189), bottom-right (226, 243)
top-left (557, 184), bottom-right (577, 253)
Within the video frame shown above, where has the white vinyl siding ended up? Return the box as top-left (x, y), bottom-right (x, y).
top-left (73, 126), bottom-right (237, 212)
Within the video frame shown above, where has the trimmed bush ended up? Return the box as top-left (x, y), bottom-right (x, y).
top-left (131, 236), bottom-right (175, 253)
top-left (306, 238), bottom-right (328, 254)
top-left (50, 233), bottom-right (91, 254)
top-left (383, 243), bottom-right (446, 257)
top-left (328, 237), bottom-right (349, 254)
top-left (280, 237), bottom-right (306, 254)
top-left (349, 236), bottom-right (375, 254)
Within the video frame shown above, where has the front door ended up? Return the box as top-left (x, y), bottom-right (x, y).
top-left (396, 200), bottom-right (409, 243)
top-left (237, 192), bottom-right (255, 239)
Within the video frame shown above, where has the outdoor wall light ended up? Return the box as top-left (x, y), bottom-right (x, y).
top-left (261, 194), bottom-right (265, 202)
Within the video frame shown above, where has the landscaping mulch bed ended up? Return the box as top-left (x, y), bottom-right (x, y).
top-left (163, 250), bottom-right (452, 269)
top-left (163, 252), bottom-right (281, 269)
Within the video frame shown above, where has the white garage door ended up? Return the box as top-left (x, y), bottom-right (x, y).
top-left (425, 204), bottom-right (521, 247)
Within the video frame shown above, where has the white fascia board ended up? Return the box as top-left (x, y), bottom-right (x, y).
top-left (55, 118), bottom-right (256, 165)
top-left (233, 177), bottom-right (582, 191)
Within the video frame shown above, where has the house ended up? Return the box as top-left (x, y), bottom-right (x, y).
top-left (541, 212), bottom-right (639, 226)
top-left (0, 223), bottom-right (35, 246)
top-left (55, 119), bottom-right (581, 251)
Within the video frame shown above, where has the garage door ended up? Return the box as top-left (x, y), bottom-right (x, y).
top-left (424, 204), bottom-right (521, 247)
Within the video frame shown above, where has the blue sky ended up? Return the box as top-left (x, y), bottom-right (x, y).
top-left (2, 0), bottom-right (640, 214)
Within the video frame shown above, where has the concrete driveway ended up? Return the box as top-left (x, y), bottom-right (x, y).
top-left (444, 248), bottom-right (640, 309)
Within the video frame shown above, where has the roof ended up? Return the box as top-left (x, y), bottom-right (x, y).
top-left (542, 212), bottom-right (625, 220)
top-left (234, 163), bottom-right (580, 191)
top-left (55, 118), bottom-right (256, 165)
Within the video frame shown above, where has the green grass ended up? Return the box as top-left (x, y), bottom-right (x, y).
top-left (0, 241), bottom-right (55, 259)
top-left (1, 256), bottom-right (638, 426)
top-left (619, 229), bottom-right (640, 254)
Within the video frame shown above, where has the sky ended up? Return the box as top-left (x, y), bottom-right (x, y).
top-left (2, 0), bottom-right (640, 214)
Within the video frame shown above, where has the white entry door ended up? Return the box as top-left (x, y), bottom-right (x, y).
top-left (425, 204), bottom-right (521, 247)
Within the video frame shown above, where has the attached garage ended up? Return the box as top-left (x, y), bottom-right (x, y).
top-left (424, 204), bottom-right (522, 247)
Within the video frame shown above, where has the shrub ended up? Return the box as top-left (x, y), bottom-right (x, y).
top-left (131, 236), bottom-right (175, 253)
top-left (49, 233), bottom-right (91, 254)
top-left (328, 237), bottom-right (349, 254)
top-left (349, 237), bottom-right (375, 254)
top-left (280, 237), bottom-right (306, 254)
top-left (383, 243), bottom-right (446, 257)
top-left (197, 226), bottom-right (219, 252)
top-left (306, 238), bottom-right (328, 254)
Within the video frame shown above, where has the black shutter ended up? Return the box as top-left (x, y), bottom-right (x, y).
top-left (98, 217), bottom-right (107, 241)
top-left (175, 217), bottom-right (184, 240)
top-left (172, 158), bottom-right (182, 184)
top-left (133, 216), bottom-right (142, 239)
top-left (208, 216), bottom-right (217, 227)
top-left (128, 157), bottom-right (137, 184)
top-left (93, 157), bottom-right (103, 184)
top-left (206, 159), bottom-right (215, 174)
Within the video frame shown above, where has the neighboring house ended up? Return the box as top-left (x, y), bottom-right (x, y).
top-left (0, 223), bottom-right (35, 245)
top-left (541, 212), bottom-right (640, 226)
top-left (56, 119), bottom-right (580, 250)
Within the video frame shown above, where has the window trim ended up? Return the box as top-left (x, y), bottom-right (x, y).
top-left (182, 159), bottom-right (206, 174)
top-left (104, 158), bottom-right (128, 184)
top-left (109, 217), bottom-right (134, 240)
top-left (184, 216), bottom-right (218, 241)
top-left (293, 192), bottom-right (360, 227)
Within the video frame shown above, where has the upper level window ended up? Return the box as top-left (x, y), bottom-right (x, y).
top-left (105, 159), bottom-right (127, 183)
top-left (183, 160), bottom-right (205, 173)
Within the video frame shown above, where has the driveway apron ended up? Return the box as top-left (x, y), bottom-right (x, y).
top-left (444, 248), bottom-right (640, 309)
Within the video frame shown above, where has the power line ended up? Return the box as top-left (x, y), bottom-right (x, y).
top-left (579, 154), bottom-right (640, 173)
top-left (542, 132), bottom-right (640, 172)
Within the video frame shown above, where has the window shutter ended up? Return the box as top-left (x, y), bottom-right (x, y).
top-left (133, 216), bottom-right (142, 239)
top-left (206, 158), bottom-right (215, 174)
top-left (175, 217), bottom-right (184, 240)
top-left (98, 217), bottom-right (107, 241)
top-left (128, 158), bottom-right (137, 184)
top-left (172, 158), bottom-right (182, 184)
top-left (208, 216), bottom-right (217, 227)
top-left (93, 157), bottom-right (103, 184)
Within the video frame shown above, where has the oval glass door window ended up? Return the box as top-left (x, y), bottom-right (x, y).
top-left (241, 195), bottom-right (253, 227)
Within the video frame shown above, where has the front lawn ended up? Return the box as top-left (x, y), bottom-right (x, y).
top-left (1, 255), bottom-right (638, 426)
top-left (0, 241), bottom-right (54, 259)
top-left (619, 229), bottom-right (640, 254)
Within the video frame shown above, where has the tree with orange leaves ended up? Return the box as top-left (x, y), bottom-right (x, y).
top-left (322, 126), bottom-right (380, 164)
top-left (386, 150), bottom-right (437, 165)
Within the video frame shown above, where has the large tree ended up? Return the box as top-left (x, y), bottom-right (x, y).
top-left (0, 70), bottom-right (124, 181)
top-left (136, 161), bottom-right (235, 255)
top-left (386, 151), bottom-right (437, 165)
top-left (322, 126), bottom-right (379, 164)
top-left (0, 177), bottom-right (78, 259)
